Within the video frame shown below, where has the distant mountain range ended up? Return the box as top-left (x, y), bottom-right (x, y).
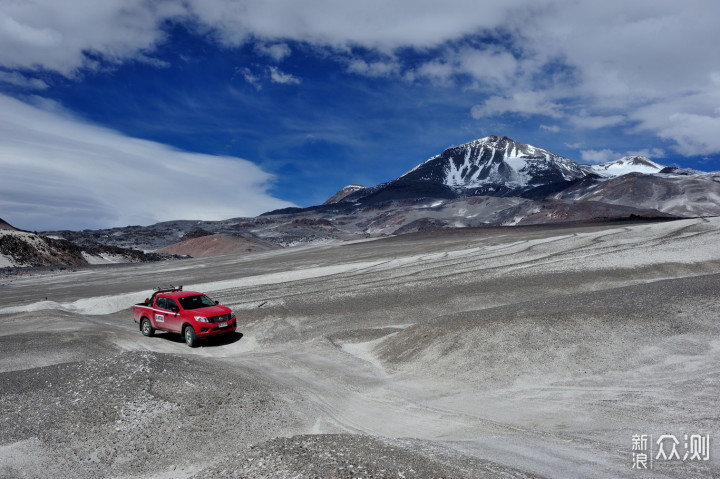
top-left (0, 218), bottom-right (167, 269)
top-left (326, 136), bottom-right (717, 207)
top-left (9, 135), bottom-right (719, 265)
top-left (316, 135), bottom-right (719, 223)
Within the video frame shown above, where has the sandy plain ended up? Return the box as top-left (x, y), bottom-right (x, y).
top-left (2, 217), bottom-right (720, 478)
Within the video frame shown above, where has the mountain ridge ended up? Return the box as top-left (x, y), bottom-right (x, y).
top-left (0, 229), bottom-right (168, 268)
top-left (23, 135), bottom-right (719, 263)
top-left (335, 136), bottom-right (681, 206)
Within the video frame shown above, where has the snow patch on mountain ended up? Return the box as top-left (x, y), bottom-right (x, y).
top-left (0, 254), bottom-right (16, 267)
top-left (588, 156), bottom-right (665, 177)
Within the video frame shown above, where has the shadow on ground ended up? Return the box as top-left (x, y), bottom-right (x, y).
top-left (152, 331), bottom-right (244, 348)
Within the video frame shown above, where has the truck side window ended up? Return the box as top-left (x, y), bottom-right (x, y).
top-left (156, 297), bottom-right (167, 310)
top-left (166, 299), bottom-right (179, 312)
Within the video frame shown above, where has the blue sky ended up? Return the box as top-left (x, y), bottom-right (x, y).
top-left (1, 0), bottom-right (719, 230)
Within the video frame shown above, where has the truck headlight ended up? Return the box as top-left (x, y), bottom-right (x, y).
top-left (194, 316), bottom-right (209, 322)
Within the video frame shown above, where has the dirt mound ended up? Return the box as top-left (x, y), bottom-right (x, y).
top-left (0, 350), bottom-right (305, 479)
top-left (158, 233), bottom-right (280, 257)
top-left (375, 273), bottom-right (720, 385)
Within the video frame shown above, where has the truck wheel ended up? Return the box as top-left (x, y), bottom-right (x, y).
top-left (140, 318), bottom-right (155, 337)
top-left (184, 325), bottom-right (198, 348)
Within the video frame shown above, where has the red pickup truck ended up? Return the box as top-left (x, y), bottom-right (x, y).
top-left (133, 286), bottom-right (236, 347)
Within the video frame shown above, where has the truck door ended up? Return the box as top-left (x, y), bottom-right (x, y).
top-left (154, 297), bottom-right (181, 332)
top-left (162, 298), bottom-right (182, 333)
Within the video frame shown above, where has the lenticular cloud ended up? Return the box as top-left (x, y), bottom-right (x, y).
top-left (0, 94), bottom-right (294, 230)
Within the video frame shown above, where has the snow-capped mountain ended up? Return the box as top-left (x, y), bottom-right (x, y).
top-left (404, 136), bottom-right (589, 188)
top-left (587, 156), bottom-right (665, 177)
top-left (342, 136), bottom-right (595, 204)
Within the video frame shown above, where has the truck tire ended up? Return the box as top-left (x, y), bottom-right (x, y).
top-left (140, 318), bottom-right (155, 337)
top-left (184, 325), bottom-right (198, 348)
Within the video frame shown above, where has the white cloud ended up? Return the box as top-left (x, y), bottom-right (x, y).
top-left (0, 71), bottom-right (48, 89)
top-left (653, 113), bottom-right (720, 156)
top-left (627, 147), bottom-right (665, 159)
top-left (405, 45), bottom-right (521, 88)
top-left (454, 47), bottom-right (518, 86)
top-left (471, 91), bottom-right (563, 119)
top-left (268, 66), bottom-right (300, 85)
top-left (569, 114), bottom-right (626, 130)
top-left (347, 59), bottom-right (400, 78)
top-left (2, 1), bottom-right (720, 155)
top-left (238, 67), bottom-right (262, 90)
top-left (413, 60), bottom-right (454, 83)
top-left (235, 65), bottom-right (300, 89)
top-left (0, 0), bottom-right (523, 76)
top-left (0, 94), bottom-right (294, 231)
top-left (580, 149), bottom-right (620, 164)
top-left (135, 53), bottom-right (171, 69)
top-left (521, 0), bottom-right (720, 155)
top-left (255, 43), bottom-right (292, 62)
top-left (0, 1), bottom-right (184, 76)
top-left (579, 146), bottom-right (665, 164)
top-left (184, 0), bottom-right (525, 51)
top-left (629, 91), bottom-right (720, 156)
top-left (540, 124), bottom-right (560, 133)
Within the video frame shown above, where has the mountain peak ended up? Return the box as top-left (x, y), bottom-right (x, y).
top-left (324, 184), bottom-right (367, 205)
top-left (400, 136), bottom-right (589, 194)
top-left (618, 156), bottom-right (663, 168)
top-left (454, 135), bottom-right (517, 150)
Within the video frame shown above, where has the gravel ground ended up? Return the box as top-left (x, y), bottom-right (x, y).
top-left (2, 218), bottom-right (720, 478)
top-left (0, 351), bottom-right (307, 479)
top-left (191, 434), bottom-right (540, 478)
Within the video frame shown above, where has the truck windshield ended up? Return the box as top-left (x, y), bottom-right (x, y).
top-left (177, 295), bottom-right (217, 310)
